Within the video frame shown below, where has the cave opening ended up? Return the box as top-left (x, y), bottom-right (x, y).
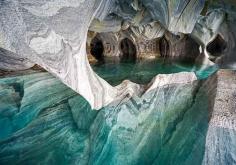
top-left (90, 36), bottom-right (104, 61)
top-left (159, 37), bottom-right (169, 58)
top-left (206, 34), bottom-right (227, 57)
top-left (119, 38), bottom-right (137, 62)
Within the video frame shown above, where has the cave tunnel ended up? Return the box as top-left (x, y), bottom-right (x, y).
top-left (206, 34), bottom-right (227, 57)
top-left (119, 38), bottom-right (137, 62)
top-left (90, 36), bottom-right (104, 61)
top-left (159, 37), bottom-right (169, 58)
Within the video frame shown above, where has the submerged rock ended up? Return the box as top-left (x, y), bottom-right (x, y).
top-left (0, 70), bottom-right (222, 164)
top-left (0, 68), bottom-right (235, 164)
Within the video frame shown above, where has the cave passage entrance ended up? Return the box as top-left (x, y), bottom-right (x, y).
top-left (90, 36), bottom-right (104, 61)
top-left (159, 37), bottom-right (169, 58)
top-left (119, 38), bottom-right (137, 62)
top-left (206, 34), bottom-right (227, 57)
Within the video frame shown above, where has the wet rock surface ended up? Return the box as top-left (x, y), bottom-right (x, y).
top-left (0, 71), bottom-right (202, 164)
top-left (0, 69), bottom-right (234, 164)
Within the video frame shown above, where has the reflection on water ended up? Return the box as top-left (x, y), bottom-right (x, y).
top-left (92, 58), bottom-right (218, 85)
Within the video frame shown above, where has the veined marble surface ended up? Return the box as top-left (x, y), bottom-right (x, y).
top-left (0, 0), bottom-right (235, 164)
top-left (203, 70), bottom-right (236, 165)
top-left (0, 71), bottom-right (208, 165)
top-left (0, 0), bottom-right (226, 109)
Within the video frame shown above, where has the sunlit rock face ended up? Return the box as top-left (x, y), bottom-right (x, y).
top-left (0, 0), bottom-right (115, 110)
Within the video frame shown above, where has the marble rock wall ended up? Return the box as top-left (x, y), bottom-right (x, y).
top-left (159, 33), bottom-right (201, 60)
top-left (1, 69), bottom-right (234, 164)
top-left (87, 31), bottom-right (161, 60)
top-left (203, 70), bottom-right (236, 165)
top-left (0, 71), bottom-right (209, 165)
top-left (191, 1), bottom-right (236, 69)
top-left (0, 0), bottom-right (235, 109)
top-left (0, 0), bottom-right (123, 109)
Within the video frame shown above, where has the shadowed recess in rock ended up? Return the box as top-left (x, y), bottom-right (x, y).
top-left (206, 34), bottom-right (227, 58)
top-left (119, 38), bottom-right (137, 62)
top-left (90, 36), bottom-right (105, 61)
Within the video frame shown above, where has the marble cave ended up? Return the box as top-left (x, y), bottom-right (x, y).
top-left (0, 0), bottom-right (236, 164)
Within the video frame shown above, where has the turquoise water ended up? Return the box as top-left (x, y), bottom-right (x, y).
top-left (0, 59), bottom-right (218, 164)
top-left (92, 59), bottom-right (218, 85)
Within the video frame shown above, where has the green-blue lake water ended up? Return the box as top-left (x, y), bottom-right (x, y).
top-left (0, 58), bottom-right (218, 164)
top-left (92, 59), bottom-right (218, 85)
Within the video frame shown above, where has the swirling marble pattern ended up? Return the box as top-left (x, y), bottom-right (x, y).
top-left (0, 0), bottom-right (210, 109)
top-left (0, 0), bottom-right (235, 110)
top-left (142, 0), bottom-right (205, 33)
top-left (0, 71), bottom-right (208, 165)
top-left (191, 9), bottom-right (225, 46)
top-left (0, 68), bottom-right (235, 164)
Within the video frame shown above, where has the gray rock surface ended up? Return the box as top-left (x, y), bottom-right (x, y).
top-left (203, 70), bottom-right (236, 165)
top-left (0, 0), bottom-right (236, 108)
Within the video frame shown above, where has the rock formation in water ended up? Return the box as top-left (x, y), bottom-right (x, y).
top-left (0, 71), bottom-right (205, 164)
top-left (0, 69), bottom-right (235, 165)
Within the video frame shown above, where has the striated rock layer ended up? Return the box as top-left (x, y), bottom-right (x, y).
top-left (0, 0), bottom-right (215, 109)
top-left (203, 70), bottom-right (236, 165)
top-left (0, 71), bottom-right (206, 164)
top-left (0, 0), bottom-right (235, 164)
top-left (0, 68), bottom-right (235, 164)
top-left (0, 1), bottom-right (235, 108)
